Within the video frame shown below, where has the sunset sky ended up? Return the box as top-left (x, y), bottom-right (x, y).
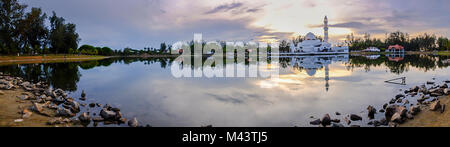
top-left (21, 0), bottom-right (450, 49)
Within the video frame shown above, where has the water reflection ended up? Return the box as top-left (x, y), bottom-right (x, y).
top-left (0, 55), bottom-right (449, 92)
top-left (0, 55), bottom-right (449, 126)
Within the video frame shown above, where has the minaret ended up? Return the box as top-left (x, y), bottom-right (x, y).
top-left (324, 16), bottom-right (329, 43)
top-left (325, 64), bottom-right (329, 92)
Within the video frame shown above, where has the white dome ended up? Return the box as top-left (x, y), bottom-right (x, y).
top-left (305, 32), bottom-right (316, 40)
top-left (305, 68), bottom-right (317, 76)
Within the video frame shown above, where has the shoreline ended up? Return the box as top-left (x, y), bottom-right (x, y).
top-left (309, 80), bottom-right (449, 127)
top-left (400, 95), bottom-right (450, 127)
top-left (0, 55), bottom-right (109, 66)
top-left (0, 74), bottom-right (141, 127)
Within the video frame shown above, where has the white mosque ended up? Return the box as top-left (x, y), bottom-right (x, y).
top-left (289, 16), bottom-right (349, 54)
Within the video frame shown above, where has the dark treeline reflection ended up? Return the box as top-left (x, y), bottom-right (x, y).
top-left (0, 57), bottom-right (175, 91)
top-left (346, 55), bottom-right (450, 74)
top-left (0, 55), bottom-right (448, 91)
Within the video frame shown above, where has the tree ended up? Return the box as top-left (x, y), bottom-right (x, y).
top-left (19, 7), bottom-right (47, 55)
top-left (160, 42), bottom-right (167, 53)
top-left (0, 0), bottom-right (27, 54)
top-left (49, 11), bottom-right (79, 54)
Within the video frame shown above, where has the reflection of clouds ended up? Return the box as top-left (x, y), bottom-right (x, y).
top-left (74, 58), bottom-right (450, 127)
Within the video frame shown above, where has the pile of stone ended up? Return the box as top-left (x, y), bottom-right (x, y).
top-left (309, 80), bottom-right (449, 127)
top-left (1, 74), bottom-right (142, 127)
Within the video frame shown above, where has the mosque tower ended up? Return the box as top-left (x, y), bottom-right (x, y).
top-left (324, 16), bottom-right (329, 43)
top-left (325, 64), bottom-right (329, 92)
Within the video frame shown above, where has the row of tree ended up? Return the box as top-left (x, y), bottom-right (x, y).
top-left (345, 31), bottom-right (450, 51)
top-left (0, 0), bottom-right (80, 55)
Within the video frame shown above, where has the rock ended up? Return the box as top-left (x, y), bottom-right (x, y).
top-left (406, 113), bottom-right (414, 119)
top-left (100, 108), bottom-right (116, 120)
top-left (379, 118), bottom-right (388, 126)
top-left (385, 105), bottom-right (398, 119)
top-left (427, 81), bottom-right (435, 85)
top-left (396, 106), bottom-right (407, 117)
top-left (57, 107), bottom-right (75, 117)
top-left (430, 100), bottom-right (441, 111)
top-left (335, 112), bottom-right (341, 115)
top-left (391, 113), bottom-right (403, 123)
top-left (70, 117), bottom-right (81, 125)
top-left (403, 100), bottom-right (409, 105)
top-left (445, 80), bottom-right (450, 83)
top-left (96, 103), bottom-right (102, 107)
top-left (321, 114), bottom-right (331, 126)
top-left (119, 118), bottom-right (127, 123)
top-left (79, 97), bottom-right (86, 101)
top-left (14, 119), bottom-right (24, 123)
top-left (444, 88), bottom-right (449, 95)
top-left (417, 95), bottom-right (430, 103)
top-left (440, 83), bottom-right (448, 88)
top-left (396, 99), bottom-right (402, 103)
top-left (115, 111), bottom-right (123, 120)
top-left (350, 114), bottom-right (362, 121)
top-left (18, 95), bottom-right (29, 100)
top-left (128, 117), bottom-right (139, 127)
top-left (389, 122), bottom-right (398, 127)
top-left (47, 103), bottom-right (58, 109)
top-left (344, 117), bottom-right (351, 125)
top-left (70, 101), bottom-right (80, 113)
top-left (309, 119), bottom-right (321, 125)
top-left (409, 105), bottom-right (421, 115)
top-left (22, 108), bottom-right (33, 118)
top-left (47, 117), bottom-right (63, 125)
top-left (430, 92), bottom-right (442, 97)
top-left (92, 117), bottom-right (104, 122)
top-left (331, 119), bottom-right (340, 123)
top-left (389, 98), bottom-right (396, 104)
top-left (383, 103), bottom-right (388, 109)
top-left (367, 105), bottom-right (376, 119)
top-left (111, 108), bottom-right (121, 112)
top-left (78, 112), bottom-right (91, 123)
top-left (103, 104), bottom-right (112, 110)
top-left (31, 102), bottom-right (44, 113)
top-left (89, 103), bottom-right (96, 107)
top-left (81, 90), bottom-right (86, 98)
top-left (53, 96), bottom-right (64, 103)
top-left (410, 86), bottom-right (420, 93)
top-left (395, 94), bottom-right (405, 99)
top-left (379, 109), bottom-right (385, 113)
top-left (331, 123), bottom-right (344, 127)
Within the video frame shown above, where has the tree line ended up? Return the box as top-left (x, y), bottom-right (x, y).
top-left (345, 31), bottom-right (450, 51)
top-left (0, 0), bottom-right (80, 55)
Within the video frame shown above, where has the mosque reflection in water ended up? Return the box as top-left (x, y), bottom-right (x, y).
top-left (287, 55), bottom-right (349, 92)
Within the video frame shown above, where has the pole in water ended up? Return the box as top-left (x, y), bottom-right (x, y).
top-left (384, 77), bottom-right (406, 85)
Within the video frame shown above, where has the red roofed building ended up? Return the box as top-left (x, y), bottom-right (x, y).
top-left (386, 44), bottom-right (405, 53)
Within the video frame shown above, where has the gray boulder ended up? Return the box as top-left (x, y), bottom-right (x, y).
top-left (350, 114), bottom-right (362, 121)
top-left (128, 117), bottom-right (139, 127)
top-left (100, 108), bottom-right (116, 120)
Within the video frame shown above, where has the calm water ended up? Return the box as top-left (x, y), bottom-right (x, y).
top-left (1, 54), bottom-right (449, 127)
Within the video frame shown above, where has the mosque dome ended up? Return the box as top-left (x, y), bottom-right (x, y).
top-left (305, 32), bottom-right (316, 40)
top-left (305, 68), bottom-right (317, 76)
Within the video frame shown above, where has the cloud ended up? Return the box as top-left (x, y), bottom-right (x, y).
top-left (204, 2), bottom-right (244, 14)
top-left (18, 0), bottom-right (450, 49)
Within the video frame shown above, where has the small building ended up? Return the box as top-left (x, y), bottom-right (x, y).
top-left (362, 47), bottom-right (380, 52)
top-left (386, 45), bottom-right (405, 53)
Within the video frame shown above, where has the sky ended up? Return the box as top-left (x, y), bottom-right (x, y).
top-left (20, 0), bottom-right (450, 50)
